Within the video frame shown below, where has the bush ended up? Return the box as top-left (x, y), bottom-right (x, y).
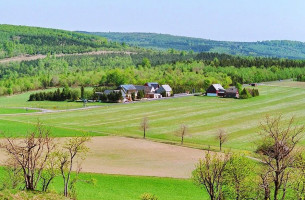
top-left (137, 90), bottom-right (144, 99)
top-left (131, 92), bottom-right (136, 101)
top-left (239, 88), bottom-right (252, 99)
top-left (161, 91), bottom-right (166, 97)
top-left (105, 91), bottom-right (123, 103)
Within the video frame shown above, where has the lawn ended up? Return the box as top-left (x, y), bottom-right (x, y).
top-left (1, 82), bottom-right (305, 151)
top-left (0, 108), bottom-right (37, 114)
top-left (0, 88), bottom-right (103, 110)
top-left (0, 167), bottom-right (207, 200)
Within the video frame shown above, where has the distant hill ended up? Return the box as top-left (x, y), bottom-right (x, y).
top-left (80, 32), bottom-right (305, 59)
top-left (0, 25), bottom-right (125, 59)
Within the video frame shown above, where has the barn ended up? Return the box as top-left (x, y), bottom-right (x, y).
top-left (225, 87), bottom-right (239, 98)
top-left (156, 85), bottom-right (173, 97)
top-left (206, 84), bottom-right (225, 97)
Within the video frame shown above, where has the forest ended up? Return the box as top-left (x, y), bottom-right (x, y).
top-left (0, 25), bottom-right (132, 59)
top-left (82, 32), bottom-right (305, 59)
top-left (1, 51), bottom-right (305, 96)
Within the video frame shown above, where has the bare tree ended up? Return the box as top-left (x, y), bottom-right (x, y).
top-left (177, 124), bottom-right (187, 145)
top-left (192, 151), bottom-right (229, 200)
top-left (0, 121), bottom-right (55, 190)
top-left (258, 114), bottom-right (304, 200)
top-left (58, 136), bottom-right (90, 197)
top-left (141, 117), bottom-right (149, 139)
top-left (216, 129), bottom-right (228, 151)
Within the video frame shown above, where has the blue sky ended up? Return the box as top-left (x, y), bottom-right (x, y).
top-left (1, 0), bottom-right (304, 42)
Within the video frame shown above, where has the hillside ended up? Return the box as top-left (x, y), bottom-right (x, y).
top-left (0, 25), bottom-right (127, 59)
top-left (82, 32), bottom-right (305, 59)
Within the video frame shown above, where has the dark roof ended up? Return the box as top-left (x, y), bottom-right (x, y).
top-left (135, 85), bottom-right (145, 91)
top-left (120, 84), bottom-right (137, 91)
top-left (135, 85), bottom-right (153, 93)
top-left (225, 87), bottom-right (238, 93)
top-left (146, 82), bottom-right (159, 88)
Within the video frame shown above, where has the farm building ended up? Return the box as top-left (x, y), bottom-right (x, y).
top-left (206, 84), bottom-right (225, 97)
top-left (144, 82), bottom-right (160, 90)
top-left (156, 85), bottom-right (173, 97)
top-left (224, 87), bottom-right (239, 98)
top-left (119, 85), bottom-right (137, 101)
top-left (135, 85), bottom-right (161, 99)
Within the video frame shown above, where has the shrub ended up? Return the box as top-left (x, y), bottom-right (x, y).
top-left (239, 88), bottom-right (252, 99)
top-left (161, 91), bottom-right (166, 97)
top-left (131, 92), bottom-right (136, 101)
top-left (137, 90), bottom-right (144, 99)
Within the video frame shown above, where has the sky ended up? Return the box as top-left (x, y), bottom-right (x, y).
top-left (0, 0), bottom-right (305, 42)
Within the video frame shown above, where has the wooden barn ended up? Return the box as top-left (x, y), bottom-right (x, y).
top-left (224, 87), bottom-right (239, 98)
top-left (206, 84), bottom-right (225, 97)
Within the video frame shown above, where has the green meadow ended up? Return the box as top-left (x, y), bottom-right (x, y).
top-left (1, 82), bottom-right (305, 151)
top-left (0, 108), bottom-right (37, 114)
top-left (0, 167), bottom-right (207, 200)
top-left (0, 88), bottom-right (102, 111)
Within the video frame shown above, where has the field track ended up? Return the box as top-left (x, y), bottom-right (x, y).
top-left (0, 50), bottom-right (135, 64)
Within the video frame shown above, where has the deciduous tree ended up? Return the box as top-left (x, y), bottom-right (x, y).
top-left (192, 151), bottom-right (229, 200)
top-left (141, 117), bottom-right (149, 139)
top-left (258, 114), bottom-right (304, 200)
top-left (0, 121), bottom-right (55, 191)
top-left (216, 129), bottom-right (228, 151)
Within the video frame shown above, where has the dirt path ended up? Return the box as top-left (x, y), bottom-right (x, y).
top-left (0, 136), bottom-right (215, 179)
top-left (0, 50), bottom-right (136, 64)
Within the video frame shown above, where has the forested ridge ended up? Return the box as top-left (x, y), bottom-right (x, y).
top-left (0, 24), bottom-right (130, 59)
top-left (83, 32), bottom-right (305, 59)
top-left (1, 51), bottom-right (305, 96)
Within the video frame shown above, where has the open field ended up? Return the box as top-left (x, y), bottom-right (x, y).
top-left (0, 136), bottom-right (212, 178)
top-left (0, 167), bottom-right (207, 200)
top-left (0, 88), bottom-right (103, 110)
top-left (1, 81), bottom-right (305, 152)
top-left (263, 80), bottom-right (305, 88)
top-left (0, 108), bottom-right (37, 114)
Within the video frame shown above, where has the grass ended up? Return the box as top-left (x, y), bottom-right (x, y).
top-left (0, 88), bottom-right (103, 110)
top-left (1, 82), bottom-right (305, 151)
top-left (0, 168), bottom-right (207, 200)
top-left (0, 108), bottom-right (37, 114)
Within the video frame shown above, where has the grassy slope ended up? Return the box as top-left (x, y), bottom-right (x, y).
top-left (84, 32), bottom-right (305, 59)
top-left (1, 82), bottom-right (305, 151)
top-left (0, 168), bottom-right (207, 200)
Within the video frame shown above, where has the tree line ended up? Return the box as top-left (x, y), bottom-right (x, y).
top-left (1, 52), bottom-right (305, 97)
